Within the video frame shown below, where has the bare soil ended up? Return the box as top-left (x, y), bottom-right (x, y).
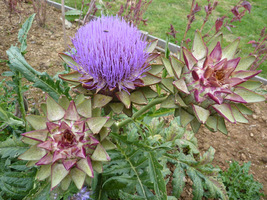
top-left (0, 1), bottom-right (266, 199)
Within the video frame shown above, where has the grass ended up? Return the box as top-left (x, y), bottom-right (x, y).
top-left (54, 0), bottom-right (267, 78)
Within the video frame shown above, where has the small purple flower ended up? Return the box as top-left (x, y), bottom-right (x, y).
top-left (70, 15), bottom-right (150, 92)
top-left (70, 187), bottom-right (91, 200)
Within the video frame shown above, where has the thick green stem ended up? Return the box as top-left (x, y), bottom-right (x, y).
top-left (117, 96), bottom-right (168, 129)
top-left (16, 72), bottom-right (28, 131)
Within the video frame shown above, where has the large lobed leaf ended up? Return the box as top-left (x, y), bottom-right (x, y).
top-left (0, 171), bottom-right (35, 199)
top-left (0, 137), bottom-right (28, 159)
top-left (18, 13), bottom-right (36, 53)
top-left (6, 46), bottom-right (71, 101)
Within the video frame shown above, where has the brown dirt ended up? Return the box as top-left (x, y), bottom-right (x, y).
top-left (196, 99), bottom-right (267, 198)
top-left (0, 1), bottom-right (266, 199)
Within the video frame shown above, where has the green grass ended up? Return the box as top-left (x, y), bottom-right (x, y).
top-left (55, 0), bottom-right (267, 78)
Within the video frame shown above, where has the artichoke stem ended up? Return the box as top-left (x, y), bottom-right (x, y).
top-left (117, 96), bottom-right (168, 128)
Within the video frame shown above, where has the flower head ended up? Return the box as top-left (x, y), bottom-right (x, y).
top-left (69, 15), bottom-right (150, 92)
top-left (162, 30), bottom-right (265, 133)
top-left (185, 41), bottom-right (260, 105)
top-left (59, 16), bottom-right (161, 112)
top-left (19, 95), bottom-right (115, 190)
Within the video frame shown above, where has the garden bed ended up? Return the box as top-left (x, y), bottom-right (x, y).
top-left (0, 1), bottom-right (266, 198)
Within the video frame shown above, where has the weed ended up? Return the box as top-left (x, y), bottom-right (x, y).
top-left (220, 161), bottom-right (264, 200)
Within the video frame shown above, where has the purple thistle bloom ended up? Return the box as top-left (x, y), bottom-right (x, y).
top-left (70, 15), bottom-right (150, 92)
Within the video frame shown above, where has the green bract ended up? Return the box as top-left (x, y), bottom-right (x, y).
top-left (19, 95), bottom-right (115, 190)
top-left (161, 30), bottom-right (266, 134)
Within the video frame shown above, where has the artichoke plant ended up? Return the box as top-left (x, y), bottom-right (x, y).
top-left (19, 95), bottom-right (115, 190)
top-left (161, 30), bottom-right (266, 134)
top-left (59, 16), bottom-right (161, 114)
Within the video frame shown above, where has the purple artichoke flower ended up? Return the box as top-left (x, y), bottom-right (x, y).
top-left (19, 95), bottom-right (115, 190)
top-left (59, 16), bottom-right (161, 112)
top-left (161, 30), bottom-right (266, 134)
top-left (63, 15), bottom-right (157, 92)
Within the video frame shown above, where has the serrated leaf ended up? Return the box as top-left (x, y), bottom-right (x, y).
top-left (24, 182), bottom-right (50, 200)
top-left (176, 139), bottom-right (199, 155)
top-left (18, 14), bottom-right (36, 53)
top-left (7, 47), bottom-right (70, 101)
top-left (204, 177), bottom-right (228, 200)
top-left (0, 170), bottom-right (35, 199)
top-left (0, 137), bottom-right (28, 158)
top-left (147, 152), bottom-right (167, 200)
top-left (0, 106), bottom-right (9, 121)
top-left (8, 160), bottom-right (29, 171)
top-left (119, 190), bottom-right (146, 200)
top-left (172, 164), bottom-right (185, 198)
top-left (199, 147), bottom-right (215, 165)
top-left (186, 168), bottom-right (204, 200)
